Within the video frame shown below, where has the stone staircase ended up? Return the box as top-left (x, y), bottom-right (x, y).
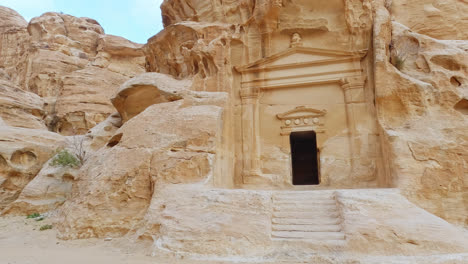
top-left (271, 191), bottom-right (345, 241)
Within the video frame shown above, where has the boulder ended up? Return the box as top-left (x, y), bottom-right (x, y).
top-left (97, 34), bottom-right (144, 57)
top-left (111, 73), bottom-right (188, 123)
top-left (3, 159), bottom-right (78, 215)
top-left (0, 126), bottom-right (65, 210)
top-left (56, 94), bottom-right (226, 239)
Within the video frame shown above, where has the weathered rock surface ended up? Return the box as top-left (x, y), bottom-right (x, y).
top-left (27, 12), bottom-right (146, 135)
top-left (373, 2), bottom-right (468, 226)
top-left (143, 185), bottom-right (272, 257)
top-left (339, 189), bottom-right (468, 255)
top-left (0, 6), bottom-right (30, 85)
top-left (0, 7), bottom-right (146, 135)
top-left (0, 5), bottom-right (145, 213)
top-left (0, 6), bottom-right (27, 30)
top-left (390, 0), bottom-right (468, 40)
top-left (160, 0), bottom-right (254, 26)
top-left (145, 22), bottom-right (232, 93)
top-left (97, 34), bottom-right (144, 58)
top-left (3, 159), bottom-right (78, 215)
top-left (56, 77), bottom-right (227, 238)
top-left (0, 126), bottom-right (65, 210)
top-left (54, 66), bottom-right (129, 135)
top-left (84, 112), bottom-right (122, 151)
top-left (111, 73), bottom-right (188, 123)
top-left (0, 79), bottom-right (46, 129)
top-left (136, 187), bottom-right (468, 260)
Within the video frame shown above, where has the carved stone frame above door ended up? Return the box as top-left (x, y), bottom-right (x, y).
top-left (276, 106), bottom-right (327, 152)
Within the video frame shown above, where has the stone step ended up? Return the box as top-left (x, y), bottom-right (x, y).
top-left (273, 197), bottom-right (335, 202)
top-left (273, 211), bottom-right (340, 219)
top-left (273, 194), bottom-right (335, 201)
top-left (273, 199), bottom-right (337, 206)
top-left (271, 238), bottom-right (347, 246)
top-left (270, 191), bottom-right (345, 242)
top-left (273, 203), bottom-right (338, 212)
top-left (273, 191), bottom-right (335, 196)
top-left (272, 217), bottom-right (341, 226)
top-left (272, 231), bottom-right (345, 240)
top-left (272, 224), bottom-right (341, 232)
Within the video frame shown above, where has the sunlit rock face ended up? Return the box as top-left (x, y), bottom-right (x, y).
top-left (390, 0), bottom-right (468, 40)
top-left (111, 72), bottom-right (188, 123)
top-left (374, 11), bottom-right (468, 226)
top-left (56, 86), bottom-right (227, 239)
top-left (1, 0), bottom-right (468, 262)
top-left (0, 6), bottom-right (146, 135)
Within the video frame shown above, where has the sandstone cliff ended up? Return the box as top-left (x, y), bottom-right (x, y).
top-left (0, 1), bottom-right (468, 263)
top-left (0, 6), bottom-right (146, 135)
top-left (374, 0), bottom-right (468, 226)
top-left (0, 6), bottom-right (145, 213)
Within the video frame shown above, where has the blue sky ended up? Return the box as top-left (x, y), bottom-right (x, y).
top-left (1, 0), bottom-right (164, 44)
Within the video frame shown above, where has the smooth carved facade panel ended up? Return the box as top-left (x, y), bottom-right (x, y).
top-left (259, 84), bottom-right (351, 186)
top-left (259, 85), bottom-right (347, 144)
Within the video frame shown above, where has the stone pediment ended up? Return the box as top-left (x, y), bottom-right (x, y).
top-left (237, 47), bottom-right (366, 73)
top-left (277, 106), bottom-right (327, 120)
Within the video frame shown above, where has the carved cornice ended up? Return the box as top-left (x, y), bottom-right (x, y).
top-left (236, 46), bottom-right (367, 73)
top-left (241, 69), bottom-right (362, 86)
top-left (277, 106), bottom-right (327, 120)
top-left (277, 106), bottom-right (327, 132)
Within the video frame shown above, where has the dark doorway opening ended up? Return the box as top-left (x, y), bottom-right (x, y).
top-left (290, 131), bottom-right (320, 185)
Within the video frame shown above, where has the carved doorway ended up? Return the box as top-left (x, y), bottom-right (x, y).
top-left (290, 131), bottom-right (320, 185)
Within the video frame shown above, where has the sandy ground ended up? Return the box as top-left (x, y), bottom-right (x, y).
top-left (0, 216), bottom-right (231, 264)
top-left (1, 216), bottom-right (468, 264)
top-left (0, 216), bottom-right (159, 264)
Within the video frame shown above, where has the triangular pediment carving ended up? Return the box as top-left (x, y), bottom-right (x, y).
top-left (277, 106), bottom-right (327, 120)
top-left (237, 47), bottom-right (366, 73)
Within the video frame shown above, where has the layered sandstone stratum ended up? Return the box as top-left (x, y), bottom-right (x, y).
top-left (0, 1), bottom-right (468, 263)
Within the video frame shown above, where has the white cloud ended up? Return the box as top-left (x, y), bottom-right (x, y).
top-left (0, 0), bottom-right (57, 20)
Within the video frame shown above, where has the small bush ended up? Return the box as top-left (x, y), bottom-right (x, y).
top-left (392, 54), bottom-right (406, 71)
top-left (50, 149), bottom-right (80, 168)
top-left (390, 36), bottom-right (419, 72)
top-left (40, 224), bottom-right (53, 231)
top-left (26, 213), bottom-right (40, 219)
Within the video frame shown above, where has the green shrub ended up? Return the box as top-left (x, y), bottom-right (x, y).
top-left (50, 149), bottom-right (80, 168)
top-left (26, 213), bottom-right (40, 219)
top-left (40, 224), bottom-right (53, 231)
top-left (392, 54), bottom-right (406, 71)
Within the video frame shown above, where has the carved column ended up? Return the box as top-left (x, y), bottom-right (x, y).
top-left (240, 87), bottom-right (262, 183)
top-left (341, 76), bottom-right (366, 176)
